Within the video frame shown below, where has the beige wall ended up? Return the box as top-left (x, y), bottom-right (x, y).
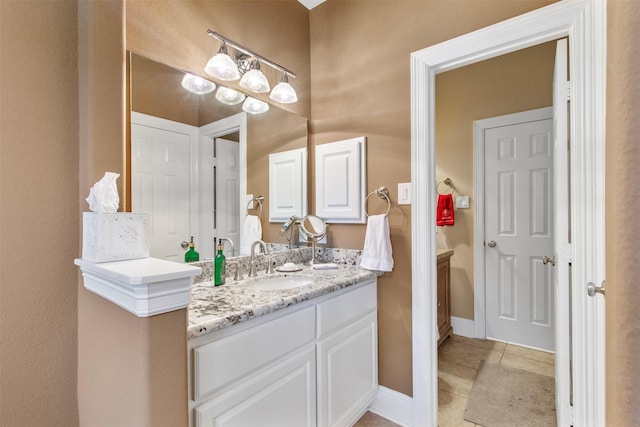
top-left (0, 2), bottom-right (80, 425)
top-left (435, 41), bottom-right (556, 320)
top-left (309, 0), bottom-right (556, 396)
top-left (606, 0), bottom-right (640, 423)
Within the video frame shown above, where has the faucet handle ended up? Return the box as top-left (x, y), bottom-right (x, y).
top-left (266, 256), bottom-right (276, 274)
top-left (249, 263), bottom-right (258, 278)
top-left (233, 263), bottom-right (243, 281)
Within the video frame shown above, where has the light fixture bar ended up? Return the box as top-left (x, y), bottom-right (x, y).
top-left (207, 29), bottom-right (296, 79)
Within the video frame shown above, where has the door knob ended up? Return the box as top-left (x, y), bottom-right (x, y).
top-left (542, 255), bottom-right (556, 266)
top-left (180, 241), bottom-right (189, 249)
top-left (487, 240), bottom-right (496, 248)
top-left (587, 280), bottom-right (606, 297)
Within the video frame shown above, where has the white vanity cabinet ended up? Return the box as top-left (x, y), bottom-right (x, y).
top-left (316, 282), bottom-right (378, 427)
top-left (188, 279), bottom-right (378, 427)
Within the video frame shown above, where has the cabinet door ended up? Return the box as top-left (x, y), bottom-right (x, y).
top-left (437, 258), bottom-right (449, 331)
top-left (194, 345), bottom-right (316, 427)
top-left (317, 311), bottom-right (378, 427)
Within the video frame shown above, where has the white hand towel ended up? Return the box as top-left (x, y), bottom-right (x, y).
top-left (240, 215), bottom-right (262, 255)
top-left (360, 214), bottom-right (394, 272)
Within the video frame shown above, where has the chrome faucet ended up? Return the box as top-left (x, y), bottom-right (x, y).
top-left (249, 240), bottom-right (268, 277)
top-left (219, 237), bottom-right (235, 257)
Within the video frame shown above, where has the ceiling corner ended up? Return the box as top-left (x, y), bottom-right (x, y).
top-left (297, 0), bottom-right (326, 10)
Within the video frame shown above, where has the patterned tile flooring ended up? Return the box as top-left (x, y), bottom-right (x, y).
top-left (354, 335), bottom-right (555, 427)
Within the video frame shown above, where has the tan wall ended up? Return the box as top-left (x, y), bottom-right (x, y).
top-left (309, 0), bottom-right (556, 396)
top-left (606, 0), bottom-right (640, 423)
top-left (435, 42), bottom-right (556, 320)
top-left (0, 2), bottom-right (79, 425)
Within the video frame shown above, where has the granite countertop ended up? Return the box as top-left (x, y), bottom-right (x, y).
top-left (188, 264), bottom-right (377, 339)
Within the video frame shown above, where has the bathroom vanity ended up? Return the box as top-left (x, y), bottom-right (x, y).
top-left (187, 264), bottom-right (378, 427)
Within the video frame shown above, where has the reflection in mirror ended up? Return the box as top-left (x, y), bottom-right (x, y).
top-left (128, 52), bottom-right (308, 261)
top-left (300, 215), bottom-right (328, 265)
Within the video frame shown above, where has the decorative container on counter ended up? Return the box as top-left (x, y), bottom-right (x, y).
top-left (82, 212), bottom-right (150, 262)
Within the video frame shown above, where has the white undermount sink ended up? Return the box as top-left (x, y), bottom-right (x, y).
top-left (243, 274), bottom-right (314, 290)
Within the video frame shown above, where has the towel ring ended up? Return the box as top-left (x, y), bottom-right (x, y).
top-left (246, 196), bottom-right (264, 217)
top-left (436, 177), bottom-right (454, 195)
top-left (365, 187), bottom-right (391, 217)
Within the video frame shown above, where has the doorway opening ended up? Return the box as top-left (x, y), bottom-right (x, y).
top-left (411, 2), bottom-right (606, 426)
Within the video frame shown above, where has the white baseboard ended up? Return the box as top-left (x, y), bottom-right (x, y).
top-left (368, 386), bottom-right (413, 427)
top-left (451, 316), bottom-right (475, 338)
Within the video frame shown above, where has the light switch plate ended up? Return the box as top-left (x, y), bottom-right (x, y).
top-left (456, 196), bottom-right (470, 209)
top-left (398, 182), bottom-right (411, 205)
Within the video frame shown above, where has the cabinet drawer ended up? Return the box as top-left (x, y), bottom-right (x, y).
top-left (317, 281), bottom-right (376, 338)
top-left (193, 305), bottom-right (315, 401)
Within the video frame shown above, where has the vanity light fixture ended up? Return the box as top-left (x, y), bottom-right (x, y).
top-left (239, 60), bottom-right (270, 93)
top-left (242, 96), bottom-right (269, 114)
top-left (206, 29), bottom-right (297, 103)
top-left (204, 41), bottom-right (241, 81)
top-left (215, 86), bottom-right (246, 105)
top-left (181, 73), bottom-right (216, 95)
top-left (269, 73), bottom-right (298, 104)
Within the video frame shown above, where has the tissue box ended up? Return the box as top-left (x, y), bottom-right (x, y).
top-left (82, 213), bottom-right (150, 262)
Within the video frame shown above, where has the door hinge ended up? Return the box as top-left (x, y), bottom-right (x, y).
top-left (562, 81), bottom-right (571, 101)
top-left (558, 243), bottom-right (572, 264)
top-left (213, 157), bottom-right (217, 167)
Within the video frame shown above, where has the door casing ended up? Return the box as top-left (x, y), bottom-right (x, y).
top-left (410, 1), bottom-right (606, 426)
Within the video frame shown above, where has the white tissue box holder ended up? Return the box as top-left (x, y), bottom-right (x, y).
top-left (82, 212), bottom-right (150, 262)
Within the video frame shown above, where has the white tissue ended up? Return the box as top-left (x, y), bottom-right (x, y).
top-left (86, 172), bottom-right (120, 213)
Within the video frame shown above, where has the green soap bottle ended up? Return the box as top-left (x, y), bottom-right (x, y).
top-left (214, 244), bottom-right (226, 286)
top-left (185, 236), bottom-right (199, 263)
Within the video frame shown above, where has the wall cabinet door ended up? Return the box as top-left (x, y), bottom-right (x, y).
top-left (194, 345), bottom-right (316, 427)
top-left (317, 311), bottom-right (378, 427)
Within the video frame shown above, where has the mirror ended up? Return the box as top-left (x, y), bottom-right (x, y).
top-left (300, 215), bottom-right (328, 265)
top-left (300, 215), bottom-right (327, 239)
top-left (128, 52), bottom-right (308, 261)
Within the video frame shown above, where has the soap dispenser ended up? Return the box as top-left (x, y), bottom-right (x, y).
top-left (185, 236), bottom-right (200, 263)
top-left (214, 244), bottom-right (226, 286)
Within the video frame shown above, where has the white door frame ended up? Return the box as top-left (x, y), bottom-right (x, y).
top-left (473, 107), bottom-right (554, 341)
top-left (410, 1), bottom-right (606, 426)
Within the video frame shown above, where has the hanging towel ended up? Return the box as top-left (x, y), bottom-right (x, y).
top-left (240, 215), bottom-right (262, 255)
top-left (436, 194), bottom-right (455, 226)
top-left (360, 214), bottom-right (394, 272)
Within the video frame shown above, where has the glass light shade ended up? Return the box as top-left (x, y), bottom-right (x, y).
top-left (215, 86), bottom-right (246, 105)
top-left (239, 69), bottom-right (270, 93)
top-left (181, 73), bottom-right (216, 95)
top-left (204, 53), bottom-right (240, 81)
top-left (242, 97), bottom-right (270, 114)
top-left (269, 80), bottom-right (298, 104)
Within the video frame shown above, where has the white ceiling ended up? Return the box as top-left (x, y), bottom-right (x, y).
top-left (297, 0), bottom-right (326, 10)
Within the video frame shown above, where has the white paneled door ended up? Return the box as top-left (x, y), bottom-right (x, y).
top-left (215, 138), bottom-right (240, 257)
top-left (131, 119), bottom-right (193, 262)
top-left (484, 115), bottom-right (555, 351)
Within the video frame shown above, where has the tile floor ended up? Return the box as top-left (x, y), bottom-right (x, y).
top-left (354, 335), bottom-right (555, 427)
